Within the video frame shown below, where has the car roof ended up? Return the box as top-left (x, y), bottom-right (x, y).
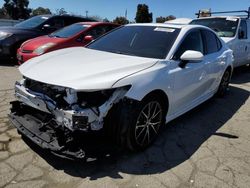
top-left (35, 14), bottom-right (96, 21)
top-left (76, 22), bottom-right (119, 26)
top-left (126, 23), bottom-right (206, 30)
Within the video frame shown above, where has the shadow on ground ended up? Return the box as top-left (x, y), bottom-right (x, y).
top-left (231, 65), bottom-right (250, 84)
top-left (22, 68), bottom-right (250, 180)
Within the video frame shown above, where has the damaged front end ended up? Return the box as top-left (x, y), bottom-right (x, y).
top-left (9, 78), bottom-right (130, 159)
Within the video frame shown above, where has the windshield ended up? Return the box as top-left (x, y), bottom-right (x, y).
top-left (190, 18), bottom-right (239, 37)
top-left (49, 24), bottom-right (90, 38)
top-left (15, 16), bottom-right (51, 29)
top-left (88, 25), bottom-right (180, 59)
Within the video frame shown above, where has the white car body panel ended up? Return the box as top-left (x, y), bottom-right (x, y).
top-left (19, 47), bottom-right (158, 90)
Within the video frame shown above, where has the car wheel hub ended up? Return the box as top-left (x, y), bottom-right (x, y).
top-left (135, 101), bottom-right (163, 147)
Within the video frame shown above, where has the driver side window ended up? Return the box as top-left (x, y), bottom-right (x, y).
top-left (85, 26), bottom-right (108, 39)
top-left (173, 30), bottom-right (204, 60)
top-left (45, 18), bottom-right (65, 30)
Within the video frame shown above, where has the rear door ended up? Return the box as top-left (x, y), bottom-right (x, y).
top-left (200, 29), bottom-right (226, 93)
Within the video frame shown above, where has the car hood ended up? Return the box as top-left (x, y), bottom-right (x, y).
top-left (19, 47), bottom-right (158, 90)
top-left (21, 36), bottom-right (65, 51)
top-left (220, 37), bottom-right (234, 43)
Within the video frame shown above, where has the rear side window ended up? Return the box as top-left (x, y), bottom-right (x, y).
top-left (173, 30), bottom-right (203, 60)
top-left (239, 20), bottom-right (247, 39)
top-left (46, 17), bottom-right (65, 29)
top-left (201, 30), bottom-right (221, 54)
top-left (86, 26), bottom-right (111, 39)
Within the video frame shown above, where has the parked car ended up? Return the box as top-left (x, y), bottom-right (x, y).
top-left (191, 8), bottom-right (250, 67)
top-left (17, 22), bottom-right (119, 64)
top-left (0, 14), bottom-right (95, 62)
top-left (165, 18), bottom-right (192, 25)
top-left (9, 23), bottom-right (233, 159)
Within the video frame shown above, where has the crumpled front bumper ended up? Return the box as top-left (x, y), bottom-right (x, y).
top-left (9, 101), bottom-right (86, 160)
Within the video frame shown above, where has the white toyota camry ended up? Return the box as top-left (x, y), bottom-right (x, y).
top-left (10, 23), bottom-right (233, 159)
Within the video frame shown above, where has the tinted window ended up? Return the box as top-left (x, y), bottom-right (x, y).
top-left (239, 20), bottom-right (247, 39)
top-left (201, 30), bottom-right (220, 54)
top-left (173, 30), bottom-right (203, 60)
top-left (15, 15), bottom-right (51, 28)
top-left (86, 25), bottom-right (119, 39)
top-left (86, 26), bottom-right (110, 39)
top-left (46, 17), bottom-right (64, 29)
top-left (88, 26), bottom-right (180, 59)
top-left (216, 37), bottom-right (222, 51)
top-left (49, 24), bottom-right (89, 38)
top-left (191, 18), bottom-right (239, 37)
top-left (64, 17), bottom-right (81, 26)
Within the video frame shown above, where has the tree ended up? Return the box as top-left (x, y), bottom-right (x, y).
top-left (156, 16), bottom-right (166, 23)
top-left (0, 8), bottom-right (8, 19)
top-left (56, 8), bottom-right (67, 15)
top-left (89, 15), bottom-right (103, 21)
top-left (156, 15), bottom-right (176, 23)
top-left (113, 16), bottom-right (129, 25)
top-left (32, 7), bottom-right (51, 16)
top-left (3, 0), bottom-right (31, 20)
top-left (135, 4), bottom-right (152, 23)
top-left (103, 17), bottom-right (110, 23)
top-left (166, 15), bottom-right (176, 21)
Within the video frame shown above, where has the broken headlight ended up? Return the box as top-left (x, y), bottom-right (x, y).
top-left (77, 89), bottom-right (116, 108)
top-left (77, 86), bottom-right (131, 108)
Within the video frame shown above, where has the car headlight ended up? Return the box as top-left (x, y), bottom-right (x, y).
top-left (77, 86), bottom-right (131, 107)
top-left (34, 43), bottom-right (56, 55)
top-left (0, 31), bottom-right (12, 40)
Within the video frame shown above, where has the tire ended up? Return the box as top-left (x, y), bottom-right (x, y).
top-left (216, 69), bottom-right (231, 97)
top-left (106, 95), bottom-right (167, 151)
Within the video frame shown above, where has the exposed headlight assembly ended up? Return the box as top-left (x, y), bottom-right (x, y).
top-left (77, 85), bottom-right (131, 108)
top-left (34, 43), bottom-right (56, 55)
top-left (0, 31), bottom-right (12, 40)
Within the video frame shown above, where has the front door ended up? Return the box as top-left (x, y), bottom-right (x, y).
top-left (170, 30), bottom-right (209, 114)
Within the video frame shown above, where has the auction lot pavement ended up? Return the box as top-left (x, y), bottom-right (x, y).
top-left (0, 63), bottom-right (249, 188)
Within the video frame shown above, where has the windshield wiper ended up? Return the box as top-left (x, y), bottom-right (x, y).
top-left (109, 50), bottom-right (136, 56)
top-left (48, 34), bottom-right (62, 38)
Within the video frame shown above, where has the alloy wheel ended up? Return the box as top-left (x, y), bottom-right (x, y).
top-left (135, 101), bottom-right (163, 147)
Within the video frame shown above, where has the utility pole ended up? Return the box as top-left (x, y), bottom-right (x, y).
top-left (125, 9), bottom-right (127, 19)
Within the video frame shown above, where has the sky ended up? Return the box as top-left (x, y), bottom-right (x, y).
top-left (0, 0), bottom-right (250, 21)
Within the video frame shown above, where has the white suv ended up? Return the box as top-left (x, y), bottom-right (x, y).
top-left (10, 23), bottom-right (233, 159)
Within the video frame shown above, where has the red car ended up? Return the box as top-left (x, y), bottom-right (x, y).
top-left (17, 22), bottom-right (119, 64)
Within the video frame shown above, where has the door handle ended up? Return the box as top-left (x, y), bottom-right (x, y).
top-left (245, 46), bottom-right (248, 51)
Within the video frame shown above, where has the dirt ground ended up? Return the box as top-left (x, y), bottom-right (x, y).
top-left (0, 63), bottom-right (250, 188)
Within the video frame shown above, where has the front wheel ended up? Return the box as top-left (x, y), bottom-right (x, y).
top-left (122, 96), bottom-right (167, 151)
top-left (216, 69), bottom-right (231, 97)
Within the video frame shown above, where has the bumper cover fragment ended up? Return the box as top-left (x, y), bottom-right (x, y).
top-left (9, 101), bottom-right (86, 160)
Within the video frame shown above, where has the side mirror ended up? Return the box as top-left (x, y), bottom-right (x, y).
top-left (84, 35), bottom-right (94, 44)
top-left (42, 24), bottom-right (55, 33)
top-left (42, 24), bottom-right (51, 29)
top-left (179, 50), bottom-right (204, 68)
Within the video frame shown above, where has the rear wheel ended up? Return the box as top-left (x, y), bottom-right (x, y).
top-left (216, 69), bottom-right (231, 97)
